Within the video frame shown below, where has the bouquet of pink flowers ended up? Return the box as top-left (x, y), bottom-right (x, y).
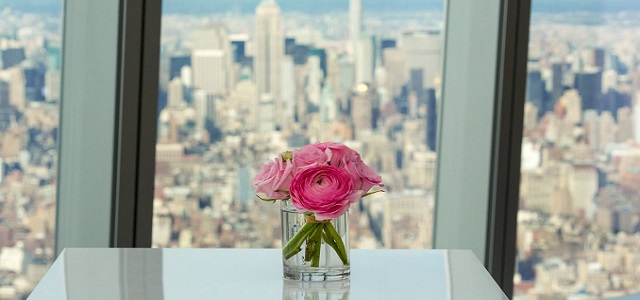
top-left (253, 142), bottom-right (384, 267)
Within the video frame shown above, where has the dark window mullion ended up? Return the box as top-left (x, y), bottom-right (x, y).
top-left (486, 0), bottom-right (531, 296)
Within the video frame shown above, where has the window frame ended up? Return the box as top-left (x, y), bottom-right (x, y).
top-left (55, 0), bottom-right (161, 252)
top-left (434, 0), bottom-right (530, 297)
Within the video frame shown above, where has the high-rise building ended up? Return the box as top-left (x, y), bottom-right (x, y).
top-left (336, 56), bottom-right (355, 107)
top-left (5, 68), bottom-right (25, 111)
top-left (351, 83), bottom-right (377, 138)
top-left (180, 65), bottom-right (192, 89)
top-left (1, 48), bottom-right (25, 70)
top-left (320, 85), bottom-right (337, 124)
top-left (349, 0), bottom-right (363, 58)
top-left (401, 29), bottom-right (441, 88)
top-left (45, 71), bottom-right (61, 102)
top-left (204, 93), bottom-right (217, 140)
top-left (383, 48), bottom-right (406, 97)
top-left (236, 165), bottom-right (254, 204)
top-left (550, 63), bottom-right (564, 108)
top-left (281, 56), bottom-right (295, 130)
top-left (355, 35), bottom-right (375, 84)
top-left (230, 35), bottom-right (248, 64)
top-left (574, 69), bottom-right (602, 111)
top-left (23, 64), bottom-right (45, 101)
top-left (601, 69), bottom-right (617, 94)
top-left (526, 69), bottom-right (545, 113)
top-left (193, 23), bottom-right (232, 95)
top-left (46, 45), bottom-right (62, 71)
top-left (568, 164), bottom-right (598, 217)
top-left (306, 56), bottom-right (322, 106)
top-left (0, 80), bottom-right (11, 131)
top-left (167, 77), bottom-right (184, 108)
top-left (381, 39), bottom-right (396, 51)
top-left (426, 88), bottom-right (437, 151)
top-left (192, 49), bottom-right (227, 96)
top-left (582, 48), bottom-right (605, 71)
top-left (599, 111), bottom-right (615, 151)
top-left (194, 23), bottom-right (231, 52)
top-left (309, 48), bottom-right (327, 80)
top-left (560, 89), bottom-right (582, 125)
top-left (169, 54), bottom-right (191, 81)
top-left (192, 89), bottom-right (208, 132)
top-left (258, 95), bottom-right (276, 132)
top-left (616, 107), bottom-right (633, 143)
top-left (228, 79), bottom-right (258, 129)
top-left (255, 0), bottom-right (284, 126)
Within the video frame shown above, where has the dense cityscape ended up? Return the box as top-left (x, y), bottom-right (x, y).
top-left (514, 12), bottom-right (640, 299)
top-left (0, 1), bottom-right (639, 299)
top-left (152, 2), bottom-right (440, 253)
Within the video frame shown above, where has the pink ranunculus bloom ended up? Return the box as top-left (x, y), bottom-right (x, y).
top-left (289, 165), bottom-right (363, 221)
top-left (311, 142), bottom-right (383, 194)
top-left (347, 159), bottom-right (384, 195)
top-left (252, 156), bottom-right (294, 200)
top-left (314, 142), bottom-right (359, 168)
top-left (292, 144), bottom-right (328, 171)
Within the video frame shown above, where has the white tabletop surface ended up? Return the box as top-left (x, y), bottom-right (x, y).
top-left (29, 248), bottom-right (507, 300)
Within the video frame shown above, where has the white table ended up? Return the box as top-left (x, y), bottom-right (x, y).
top-left (29, 249), bottom-right (507, 299)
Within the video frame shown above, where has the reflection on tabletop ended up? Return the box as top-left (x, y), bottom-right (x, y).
top-left (29, 249), bottom-right (507, 300)
top-left (282, 279), bottom-right (351, 300)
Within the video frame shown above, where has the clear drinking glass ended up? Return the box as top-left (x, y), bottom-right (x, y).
top-left (281, 200), bottom-right (350, 281)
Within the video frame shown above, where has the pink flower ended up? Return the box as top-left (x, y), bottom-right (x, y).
top-left (346, 158), bottom-right (384, 194)
top-left (314, 142), bottom-right (384, 193)
top-left (314, 142), bottom-right (359, 168)
top-left (289, 165), bottom-right (363, 221)
top-left (293, 144), bottom-right (328, 170)
top-left (252, 157), bottom-right (294, 200)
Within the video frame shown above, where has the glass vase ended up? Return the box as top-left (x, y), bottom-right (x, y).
top-left (280, 200), bottom-right (350, 281)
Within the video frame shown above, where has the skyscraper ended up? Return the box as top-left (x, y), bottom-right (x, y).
top-left (229, 79), bottom-right (258, 129)
top-left (167, 77), bottom-right (184, 108)
top-left (192, 49), bottom-right (227, 95)
top-left (426, 88), bottom-right (437, 152)
top-left (0, 80), bottom-right (11, 131)
top-left (255, 0), bottom-right (284, 126)
top-left (349, 0), bottom-right (363, 58)
top-left (1, 48), bottom-right (25, 70)
top-left (401, 29), bottom-right (441, 88)
top-left (550, 63), bottom-right (564, 109)
top-left (351, 83), bottom-right (377, 138)
top-left (574, 69), bottom-right (602, 111)
top-left (192, 23), bottom-right (232, 96)
top-left (383, 48), bottom-right (406, 97)
top-left (169, 54), bottom-right (190, 81)
top-left (526, 69), bottom-right (545, 113)
top-left (355, 35), bottom-right (375, 84)
top-left (5, 68), bottom-right (25, 111)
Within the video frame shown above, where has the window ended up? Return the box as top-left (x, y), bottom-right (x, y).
top-left (0, 0), bottom-right (555, 297)
top-left (152, 0), bottom-right (445, 249)
top-left (514, 1), bottom-right (640, 298)
top-left (0, 3), bottom-right (62, 298)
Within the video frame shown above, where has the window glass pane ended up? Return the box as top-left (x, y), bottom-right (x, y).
top-left (515, 2), bottom-right (640, 298)
top-left (153, 1), bottom-right (444, 249)
top-left (0, 3), bottom-right (62, 298)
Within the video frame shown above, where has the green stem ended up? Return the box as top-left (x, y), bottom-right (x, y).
top-left (304, 223), bottom-right (324, 262)
top-left (322, 231), bottom-right (349, 266)
top-left (309, 223), bottom-right (324, 267)
top-left (324, 222), bottom-right (349, 265)
top-left (283, 222), bottom-right (316, 260)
